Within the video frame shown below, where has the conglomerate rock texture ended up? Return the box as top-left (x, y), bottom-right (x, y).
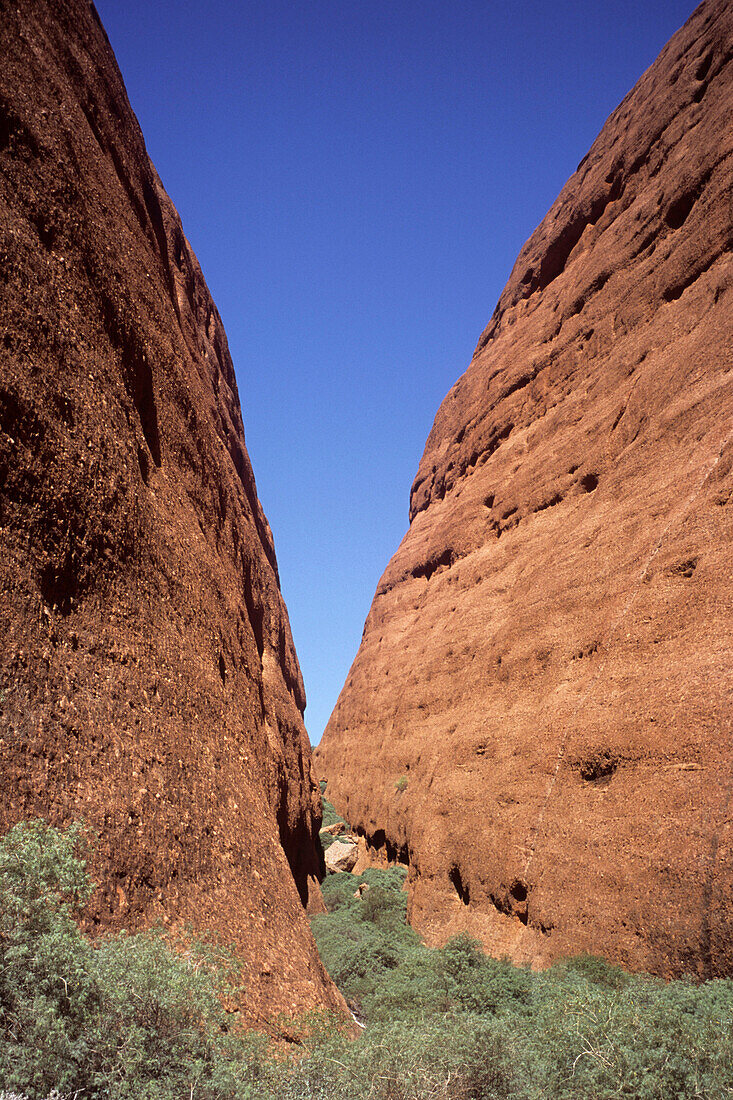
top-left (317, 0), bottom-right (733, 979)
top-left (0, 0), bottom-right (341, 1024)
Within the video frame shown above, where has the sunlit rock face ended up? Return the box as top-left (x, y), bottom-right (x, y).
top-left (0, 0), bottom-right (342, 1024)
top-left (316, 0), bottom-right (733, 978)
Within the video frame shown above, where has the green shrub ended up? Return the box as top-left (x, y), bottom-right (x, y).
top-left (320, 871), bottom-right (360, 912)
top-left (319, 797), bottom-right (349, 852)
top-left (0, 820), bottom-right (256, 1099)
top-left (5, 814), bottom-right (733, 1100)
top-left (555, 951), bottom-right (631, 991)
top-left (517, 969), bottom-right (733, 1100)
top-left (308, 799), bottom-right (733, 1099)
top-left (320, 798), bottom-right (347, 830)
top-left (275, 1013), bottom-right (516, 1100)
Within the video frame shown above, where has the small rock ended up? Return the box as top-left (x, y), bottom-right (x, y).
top-left (320, 821), bottom-right (348, 836)
top-left (353, 881), bottom-right (370, 898)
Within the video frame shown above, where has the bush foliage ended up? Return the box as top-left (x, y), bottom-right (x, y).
top-left (307, 867), bottom-right (733, 1099)
top-left (2, 817), bottom-right (733, 1099)
top-left (0, 820), bottom-right (257, 1099)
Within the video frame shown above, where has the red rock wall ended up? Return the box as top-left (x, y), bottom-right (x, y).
top-left (317, 0), bottom-right (733, 978)
top-left (0, 0), bottom-right (341, 1024)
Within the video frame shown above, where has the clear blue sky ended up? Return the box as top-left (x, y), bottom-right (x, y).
top-left (95, 0), bottom-right (695, 743)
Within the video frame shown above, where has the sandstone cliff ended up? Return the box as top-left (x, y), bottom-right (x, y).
top-left (0, 0), bottom-right (340, 1024)
top-left (317, 0), bottom-right (733, 978)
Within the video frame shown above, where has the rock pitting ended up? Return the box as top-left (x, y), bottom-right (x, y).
top-left (317, 0), bottom-right (733, 978)
top-left (0, 0), bottom-right (341, 1024)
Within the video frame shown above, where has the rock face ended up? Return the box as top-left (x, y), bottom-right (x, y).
top-left (316, 0), bottom-right (733, 979)
top-left (0, 0), bottom-right (341, 1024)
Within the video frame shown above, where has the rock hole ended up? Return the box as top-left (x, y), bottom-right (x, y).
top-left (579, 472), bottom-right (599, 493)
top-left (130, 355), bottom-right (161, 468)
top-left (449, 865), bottom-right (470, 906)
top-left (695, 50), bottom-right (713, 81)
top-left (0, 97), bottom-right (38, 158)
top-left (32, 211), bottom-right (57, 250)
top-left (497, 370), bottom-right (536, 402)
top-left (661, 256), bottom-right (715, 303)
top-left (141, 176), bottom-right (181, 319)
top-left (664, 189), bottom-right (697, 230)
top-left (579, 755), bottom-right (618, 785)
top-left (0, 386), bottom-right (43, 447)
top-left (246, 592), bottom-right (265, 658)
top-left (483, 493), bottom-right (495, 509)
top-left (692, 82), bottom-right (708, 104)
top-left (367, 828), bottom-right (408, 865)
top-left (510, 880), bottom-right (527, 903)
top-left (218, 653), bottom-right (227, 685)
top-left (51, 392), bottom-right (75, 428)
top-left (241, 553), bottom-right (266, 658)
top-left (0, 103), bottom-right (11, 153)
top-left (489, 891), bottom-right (511, 917)
top-left (534, 492), bottom-right (564, 513)
top-left (411, 548), bottom-right (455, 581)
top-left (668, 556), bottom-right (698, 578)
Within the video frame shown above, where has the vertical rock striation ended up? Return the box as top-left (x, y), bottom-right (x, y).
top-left (0, 0), bottom-right (340, 1023)
top-left (317, 0), bottom-right (733, 978)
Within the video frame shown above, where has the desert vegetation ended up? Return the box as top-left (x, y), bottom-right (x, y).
top-left (1, 817), bottom-right (732, 1099)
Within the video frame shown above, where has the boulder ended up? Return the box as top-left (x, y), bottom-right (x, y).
top-left (0, 0), bottom-right (341, 1025)
top-left (325, 841), bottom-right (359, 874)
top-left (316, 0), bottom-right (733, 978)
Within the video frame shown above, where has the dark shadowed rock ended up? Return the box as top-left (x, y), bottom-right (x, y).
top-left (0, 0), bottom-right (342, 1024)
top-left (317, 0), bottom-right (733, 978)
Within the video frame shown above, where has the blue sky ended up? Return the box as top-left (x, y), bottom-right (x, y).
top-left (95, 0), bottom-right (695, 743)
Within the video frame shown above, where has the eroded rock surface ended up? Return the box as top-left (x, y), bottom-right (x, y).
top-left (0, 0), bottom-right (341, 1024)
top-left (317, 0), bottom-right (733, 978)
